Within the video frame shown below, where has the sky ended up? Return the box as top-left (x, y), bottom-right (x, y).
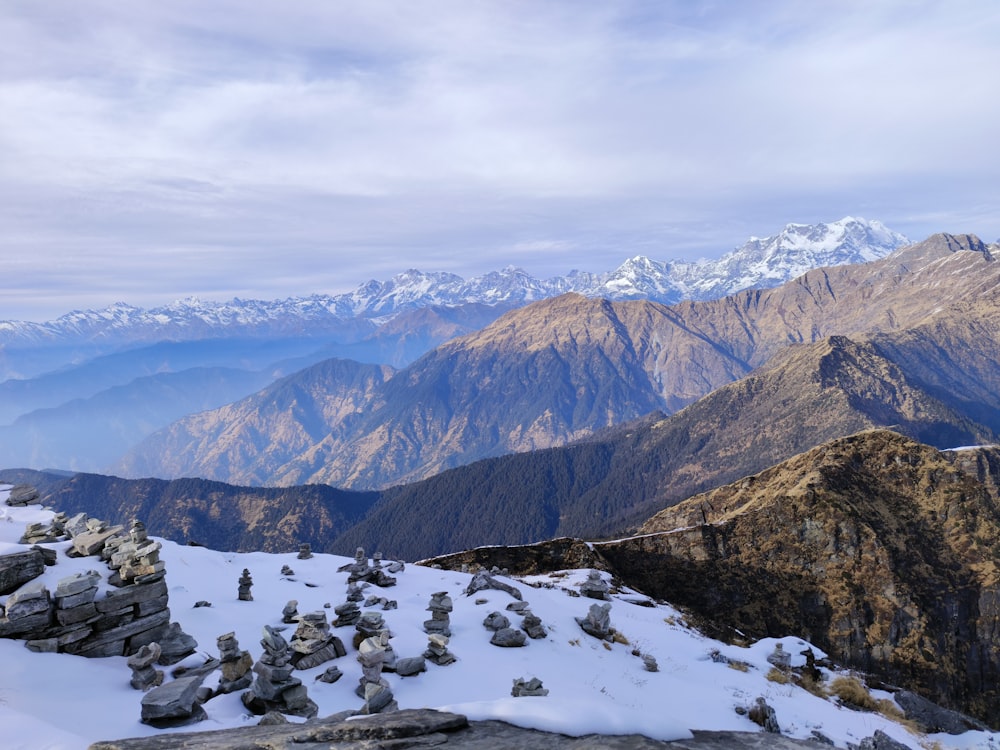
top-left (2, 492), bottom-right (988, 749)
top-left (2, 1), bottom-right (999, 322)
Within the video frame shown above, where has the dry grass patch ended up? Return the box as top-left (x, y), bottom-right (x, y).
top-left (766, 667), bottom-right (791, 684)
top-left (829, 675), bottom-right (878, 710)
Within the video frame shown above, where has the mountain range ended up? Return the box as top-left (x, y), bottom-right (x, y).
top-left (114, 232), bottom-right (1000, 492)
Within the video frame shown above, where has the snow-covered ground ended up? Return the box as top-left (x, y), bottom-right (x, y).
top-left (0, 487), bottom-right (995, 750)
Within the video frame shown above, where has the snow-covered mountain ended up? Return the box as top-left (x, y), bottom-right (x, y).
top-left (0, 218), bottom-right (907, 349)
top-left (0, 488), bottom-right (988, 749)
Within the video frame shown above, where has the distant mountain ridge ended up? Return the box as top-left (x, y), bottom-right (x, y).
top-left (0, 217), bottom-right (906, 347)
top-left (114, 232), bottom-right (996, 490)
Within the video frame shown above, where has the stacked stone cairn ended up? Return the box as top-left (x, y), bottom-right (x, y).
top-left (237, 569), bottom-right (254, 601)
top-left (297, 543), bottom-right (313, 560)
top-left (0, 512), bottom-right (195, 663)
top-left (511, 677), bottom-right (549, 697)
top-left (282, 599), bottom-right (299, 624)
top-left (424, 591), bottom-right (453, 637)
top-left (128, 642), bottom-right (165, 690)
top-left (356, 632), bottom-right (397, 714)
top-left (576, 602), bottom-right (613, 641)
top-left (506, 601), bottom-right (547, 639)
top-left (579, 569), bottom-right (611, 600)
top-left (289, 610), bottom-right (346, 670)
top-left (484, 610), bottom-right (526, 648)
top-left (216, 631), bottom-right (254, 694)
top-left (242, 625), bottom-right (318, 718)
top-left (333, 598), bottom-right (362, 628)
top-left (767, 643), bottom-right (792, 671)
top-left (339, 547), bottom-right (399, 588)
top-left (423, 632), bottom-right (455, 666)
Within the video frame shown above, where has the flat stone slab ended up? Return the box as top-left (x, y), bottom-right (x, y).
top-left (0, 549), bottom-right (45, 596)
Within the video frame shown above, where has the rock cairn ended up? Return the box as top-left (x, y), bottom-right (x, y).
top-left (339, 547), bottom-right (398, 588)
top-left (512, 677), bottom-right (549, 697)
top-left (237, 569), bottom-right (254, 601)
top-left (576, 602), bottom-right (613, 641)
top-left (579, 570), bottom-right (610, 600)
top-left (289, 610), bottom-right (346, 670)
top-left (242, 625), bottom-right (318, 718)
top-left (333, 599), bottom-right (362, 628)
top-left (356, 633), bottom-right (397, 714)
top-left (767, 643), bottom-right (792, 670)
top-left (280, 564), bottom-right (294, 576)
top-left (0, 512), bottom-right (192, 662)
top-left (423, 591), bottom-right (453, 636)
top-left (297, 543), bottom-right (313, 560)
top-left (128, 642), bottom-right (165, 691)
top-left (282, 600), bottom-right (299, 624)
top-left (521, 612), bottom-right (547, 640)
top-left (423, 632), bottom-right (456, 666)
top-left (216, 632), bottom-right (253, 694)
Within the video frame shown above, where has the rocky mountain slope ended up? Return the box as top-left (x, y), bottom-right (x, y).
top-left (596, 430), bottom-right (1000, 722)
top-left (116, 233), bottom-right (1000, 490)
top-left (27, 279), bottom-right (1000, 563)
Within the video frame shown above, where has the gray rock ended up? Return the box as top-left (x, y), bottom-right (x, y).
top-left (576, 602), bottom-right (612, 640)
top-left (579, 569), bottom-right (610, 600)
top-left (140, 674), bottom-right (207, 727)
top-left (315, 665), bottom-right (343, 683)
top-left (512, 677), bottom-right (548, 696)
top-left (156, 622), bottom-right (198, 665)
top-left (482, 611), bottom-right (510, 631)
top-left (521, 613), bottom-right (547, 639)
top-left (490, 627), bottom-right (526, 648)
top-left (395, 656), bottom-right (427, 677)
top-left (465, 570), bottom-right (522, 601)
top-left (0, 549), bottom-right (45, 596)
top-left (856, 730), bottom-right (911, 750)
top-left (71, 525), bottom-right (125, 557)
top-left (894, 689), bottom-right (986, 734)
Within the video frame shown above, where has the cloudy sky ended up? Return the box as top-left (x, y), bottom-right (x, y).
top-left (2, 1), bottom-right (999, 322)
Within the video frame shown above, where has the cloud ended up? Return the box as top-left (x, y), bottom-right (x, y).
top-left (1, 0), bottom-right (999, 321)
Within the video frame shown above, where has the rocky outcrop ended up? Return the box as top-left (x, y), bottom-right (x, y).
top-left (88, 709), bottom-right (841, 750)
top-left (600, 431), bottom-right (1000, 723)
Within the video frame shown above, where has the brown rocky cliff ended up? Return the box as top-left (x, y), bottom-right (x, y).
top-left (599, 431), bottom-right (1000, 720)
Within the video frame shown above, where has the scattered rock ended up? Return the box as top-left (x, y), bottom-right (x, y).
top-left (482, 611), bottom-right (510, 632)
top-left (465, 570), bottom-right (522, 601)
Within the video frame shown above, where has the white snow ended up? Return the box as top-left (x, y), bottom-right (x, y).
top-left (0, 489), bottom-right (992, 750)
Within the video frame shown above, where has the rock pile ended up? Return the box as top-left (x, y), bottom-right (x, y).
top-left (297, 543), bottom-right (313, 560)
top-left (216, 632), bottom-right (253, 694)
top-left (423, 632), bottom-right (456, 666)
top-left (242, 625), bottom-right (318, 718)
top-left (340, 547), bottom-right (399, 588)
top-left (356, 633), bottom-right (397, 714)
top-left (289, 611), bottom-right (346, 670)
top-left (465, 569), bottom-right (522, 600)
top-left (511, 677), bottom-right (548, 697)
top-left (423, 591), bottom-right (453, 636)
top-left (579, 569), bottom-right (610, 600)
top-left (128, 642), bottom-right (165, 691)
top-left (0, 513), bottom-right (194, 662)
top-left (237, 569), bottom-right (253, 601)
top-left (576, 602), bottom-right (613, 641)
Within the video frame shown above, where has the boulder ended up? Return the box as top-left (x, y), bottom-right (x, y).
top-left (140, 674), bottom-right (207, 727)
